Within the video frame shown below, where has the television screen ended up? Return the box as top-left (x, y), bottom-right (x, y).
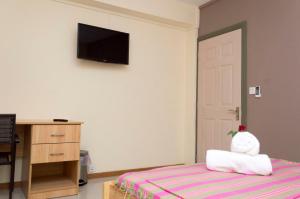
top-left (77, 23), bottom-right (129, 65)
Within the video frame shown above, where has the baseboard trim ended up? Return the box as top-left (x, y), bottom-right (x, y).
top-left (88, 163), bottom-right (184, 179)
top-left (0, 163), bottom-right (184, 189)
top-left (0, 181), bottom-right (22, 190)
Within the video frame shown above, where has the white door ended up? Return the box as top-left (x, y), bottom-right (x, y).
top-left (197, 29), bottom-right (242, 162)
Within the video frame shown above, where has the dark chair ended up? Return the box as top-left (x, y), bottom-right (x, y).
top-left (0, 114), bottom-right (19, 199)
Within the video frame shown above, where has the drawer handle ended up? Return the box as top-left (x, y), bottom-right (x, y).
top-left (50, 133), bottom-right (65, 137)
top-left (49, 153), bottom-right (64, 156)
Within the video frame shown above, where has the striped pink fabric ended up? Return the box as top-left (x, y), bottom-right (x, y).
top-left (117, 159), bottom-right (300, 199)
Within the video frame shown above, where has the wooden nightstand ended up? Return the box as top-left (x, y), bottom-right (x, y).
top-left (16, 120), bottom-right (82, 199)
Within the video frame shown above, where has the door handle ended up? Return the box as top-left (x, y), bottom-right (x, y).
top-left (228, 107), bottom-right (240, 121)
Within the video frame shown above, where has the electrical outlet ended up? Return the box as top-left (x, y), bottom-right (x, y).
top-left (249, 87), bottom-right (256, 95)
top-left (89, 164), bottom-right (96, 173)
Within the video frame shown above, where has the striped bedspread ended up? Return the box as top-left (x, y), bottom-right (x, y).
top-left (116, 159), bottom-right (300, 199)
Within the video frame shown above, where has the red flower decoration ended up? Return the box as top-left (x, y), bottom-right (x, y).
top-left (238, 125), bottom-right (246, 132)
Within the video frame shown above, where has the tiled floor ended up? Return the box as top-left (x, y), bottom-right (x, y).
top-left (0, 177), bottom-right (116, 199)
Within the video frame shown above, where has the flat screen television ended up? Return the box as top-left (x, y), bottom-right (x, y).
top-left (77, 23), bottom-right (129, 65)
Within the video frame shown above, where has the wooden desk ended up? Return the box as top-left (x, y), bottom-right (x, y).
top-left (11, 120), bottom-right (82, 199)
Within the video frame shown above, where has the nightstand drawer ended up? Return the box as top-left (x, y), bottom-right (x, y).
top-left (31, 143), bottom-right (80, 164)
top-left (32, 125), bottom-right (80, 144)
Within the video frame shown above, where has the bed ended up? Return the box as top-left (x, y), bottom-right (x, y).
top-left (103, 159), bottom-right (300, 199)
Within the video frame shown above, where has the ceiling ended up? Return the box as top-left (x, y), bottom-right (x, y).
top-left (180, 0), bottom-right (212, 6)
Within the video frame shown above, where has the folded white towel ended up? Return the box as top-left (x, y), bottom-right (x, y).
top-left (231, 131), bottom-right (260, 156)
top-left (206, 150), bottom-right (272, 176)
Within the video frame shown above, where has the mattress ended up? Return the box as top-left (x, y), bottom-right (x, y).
top-left (116, 159), bottom-right (300, 199)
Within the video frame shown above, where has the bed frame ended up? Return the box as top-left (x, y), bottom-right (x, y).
top-left (103, 181), bottom-right (136, 199)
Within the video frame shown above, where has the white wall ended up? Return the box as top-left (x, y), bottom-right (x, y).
top-left (184, 29), bottom-right (198, 164)
top-left (0, 0), bottom-right (198, 183)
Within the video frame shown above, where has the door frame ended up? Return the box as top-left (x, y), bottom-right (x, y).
top-left (195, 21), bottom-right (247, 162)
